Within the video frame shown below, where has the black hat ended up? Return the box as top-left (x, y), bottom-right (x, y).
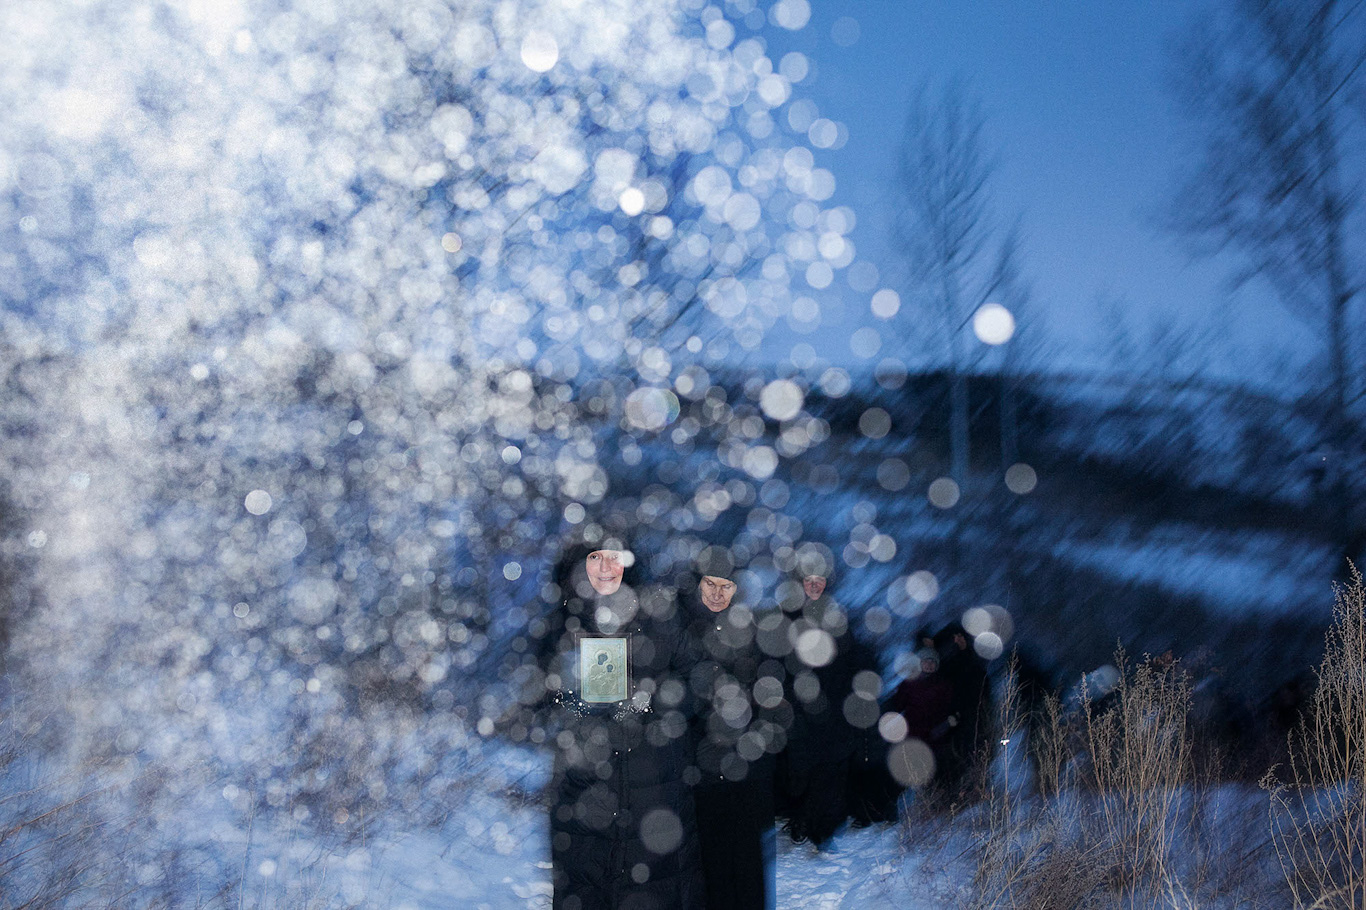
top-left (694, 544), bottom-right (736, 580)
top-left (793, 541), bottom-right (835, 582)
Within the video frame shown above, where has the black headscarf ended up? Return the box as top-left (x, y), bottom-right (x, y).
top-left (533, 538), bottom-right (644, 668)
top-left (551, 538), bottom-right (641, 609)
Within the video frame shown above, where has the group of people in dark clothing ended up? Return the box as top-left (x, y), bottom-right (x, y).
top-left (524, 527), bottom-right (994, 910)
top-left (884, 623), bottom-right (994, 801)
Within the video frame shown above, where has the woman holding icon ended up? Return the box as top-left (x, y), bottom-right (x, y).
top-left (530, 535), bottom-right (702, 910)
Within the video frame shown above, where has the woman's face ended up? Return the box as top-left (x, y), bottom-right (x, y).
top-left (585, 549), bottom-right (626, 595)
top-left (698, 575), bottom-right (737, 613)
top-left (802, 574), bottom-right (827, 600)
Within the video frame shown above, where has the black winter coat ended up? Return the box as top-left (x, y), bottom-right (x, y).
top-left (685, 585), bottom-right (786, 786)
top-left (776, 593), bottom-right (878, 846)
top-left (532, 546), bottom-right (703, 910)
top-left (684, 581), bottom-right (780, 910)
top-left (931, 626), bottom-right (993, 797)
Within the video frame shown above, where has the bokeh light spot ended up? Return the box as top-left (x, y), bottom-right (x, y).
top-left (905, 571), bottom-right (939, 605)
top-left (962, 606), bottom-right (992, 638)
top-left (858, 407), bottom-right (891, 439)
top-left (779, 51), bottom-right (809, 82)
top-left (878, 712), bottom-right (907, 744)
top-left (520, 31), bottom-right (559, 72)
top-left (870, 288), bottom-right (900, 319)
top-left (808, 119), bottom-right (839, 149)
top-left (864, 606), bottom-right (892, 634)
top-left (741, 446), bottom-right (778, 480)
top-left (888, 738), bottom-right (936, 788)
top-left (843, 693), bottom-right (880, 728)
top-left (805, 261), bottom-right (833, 289)
top-left (618, 187), bottom-right (645, 216)
top-left (831, 16), bottom-right (861, 47)
top-left (974, 631), bottom-right (1004, 660)
top-left (1005, 462), bottom-right (1038, 494)
top-left (927, 477), bottom-right (960, 509)
top-left (1090, 664), bottom-right (1121, 697)
top-left (972, 302), bottom-right (1016, 345)
top-left (760, 379), bottom-right (804, 421)
top-left (640, 808), bottom-right (683, 855)
top-left (623, 387), bottom-right (680, 431)
top-left (795, 628), bottom-right (835, 668)
top-left (819, 368), bottom-right (851, 397)
top-left (850, 327), bottom-right (881, 358)
top-left (770, 0), bottom-right (812, 31)
top-left (877, 458), bottom-right (910, 491)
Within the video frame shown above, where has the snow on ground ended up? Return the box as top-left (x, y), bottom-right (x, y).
top-left (774, 826), bottom-right (956, 910)
top-left (212, 741), bottom-right (950, 909)
top-left (249, 775), bottom-right (1273, 909)
top-left (307, 804), bottom-right (939, 909)
top-left (3, 732), bottom-right (1279, 907)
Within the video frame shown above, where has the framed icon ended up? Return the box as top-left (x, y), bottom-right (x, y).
top-left (576, 633), bottom-right (630, 704)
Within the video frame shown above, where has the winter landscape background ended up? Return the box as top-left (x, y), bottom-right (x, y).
top-left (2, 0), bottom-right (1365, 906)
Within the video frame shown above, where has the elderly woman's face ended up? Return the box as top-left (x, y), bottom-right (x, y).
top-left (586, 549), bottom-right (627, 595)
top-left (699, 575), bottom-right (736, 612)
top-left (802, 574), bottom-right (827, 600)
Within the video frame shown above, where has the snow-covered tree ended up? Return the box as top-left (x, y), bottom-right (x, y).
top-left (0, 0), bottom-right (865, 899)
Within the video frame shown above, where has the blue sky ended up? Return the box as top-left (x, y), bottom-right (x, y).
top-left (752, 0), bottom-right (1312, 386)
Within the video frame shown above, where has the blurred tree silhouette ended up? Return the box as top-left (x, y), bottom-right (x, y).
top-left (1168, 0), bottom-right (1365, 561)
top-left (895, 81), bottom-right (1026, 487)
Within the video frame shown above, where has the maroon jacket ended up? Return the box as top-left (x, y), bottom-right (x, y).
top-left (888, 672), bottom-right (956, 745)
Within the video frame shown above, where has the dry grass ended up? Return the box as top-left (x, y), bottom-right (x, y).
top-left (1031, 691), bottom-right (1071, 803)
top-left (967, 658), bottom-right (1103, 909)
top-left (1080, 650), bottom-right (1192, 903)
top-left (1265, 564), bottom-right (1366, 909)
top-left (962, 649), bottom-right (1278, 909)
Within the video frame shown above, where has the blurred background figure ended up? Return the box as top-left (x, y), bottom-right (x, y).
top-left (776, 544), bottom-right (881, 847)
top-left (930, 622), bottom-right (995, 801)
top-left (886, 630), bottom-right (950, 788)
top-left (886, 622), bottom-right (995, 805)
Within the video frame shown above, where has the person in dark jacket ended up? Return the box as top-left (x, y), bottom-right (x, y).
top-left (931, 621), bottom-right (994, 800)
top-left (885, 633), bottom-right (955, 787)
top-left (774, 544), bottom-right (867, 847)
top-left (685, 544), bottom-right (779, 909)
top-left (531, 536), bottom-right (702, 910)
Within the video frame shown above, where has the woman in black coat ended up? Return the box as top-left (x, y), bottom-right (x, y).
top-left (685, 544), bottom-right (779, 909)
top-left (531, 537), bottom-right (703, 910)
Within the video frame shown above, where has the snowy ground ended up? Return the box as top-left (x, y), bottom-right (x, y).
top-left (299, 803), bottom-right (934, 910)
top-left (0, 714), bottom-right (1286, 908)
top-left (218, 744), bottom-right (950, 910)
top-left (220, 782), bottom-right (1276, 909)
top-left (246, 800), bottom-right (950, 909)
top-left (200, 741), bottom-right (1273, 909)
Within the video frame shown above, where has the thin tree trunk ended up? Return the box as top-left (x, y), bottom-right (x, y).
top-left (1000, 370), bottom-right (1018, 471)
top-left (945, 269), bottom-right (969, 485)
top-left (1312, 36), bottom-right (1356, 569)
top-left (951, 372), bottom-right (969, 485)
